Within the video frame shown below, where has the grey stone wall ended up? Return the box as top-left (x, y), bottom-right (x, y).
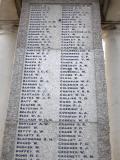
top-left (1, 0), bottom-right (111, 160)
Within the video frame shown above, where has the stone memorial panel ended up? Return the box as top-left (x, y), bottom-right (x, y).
top-left (1, 0), bottom-right (111, 160)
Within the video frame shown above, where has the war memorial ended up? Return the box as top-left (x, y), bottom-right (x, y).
top-left (1, 0), bottom-right (111, 159)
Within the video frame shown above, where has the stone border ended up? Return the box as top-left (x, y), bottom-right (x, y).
top-left (1, 2), bottom-right (30, 160)
top-left (92, 2), bottom-right (111, 160)
top-left (1, 0), bottom-right (111, 160)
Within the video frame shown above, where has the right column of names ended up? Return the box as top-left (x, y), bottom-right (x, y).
top-left (58, 5), bottom-right (97, 160)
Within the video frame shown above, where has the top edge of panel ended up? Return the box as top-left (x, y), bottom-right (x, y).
top-left (22, 0), bottom-right (99, 4)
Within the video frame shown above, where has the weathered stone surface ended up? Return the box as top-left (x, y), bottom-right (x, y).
top-left (1, 0), bottom-right (111, 160)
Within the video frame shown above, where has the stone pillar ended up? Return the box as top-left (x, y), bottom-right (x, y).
top-left (103, 27), bottom-right (120, 160)
top-left (1, 0), bottom-right (111, 160)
